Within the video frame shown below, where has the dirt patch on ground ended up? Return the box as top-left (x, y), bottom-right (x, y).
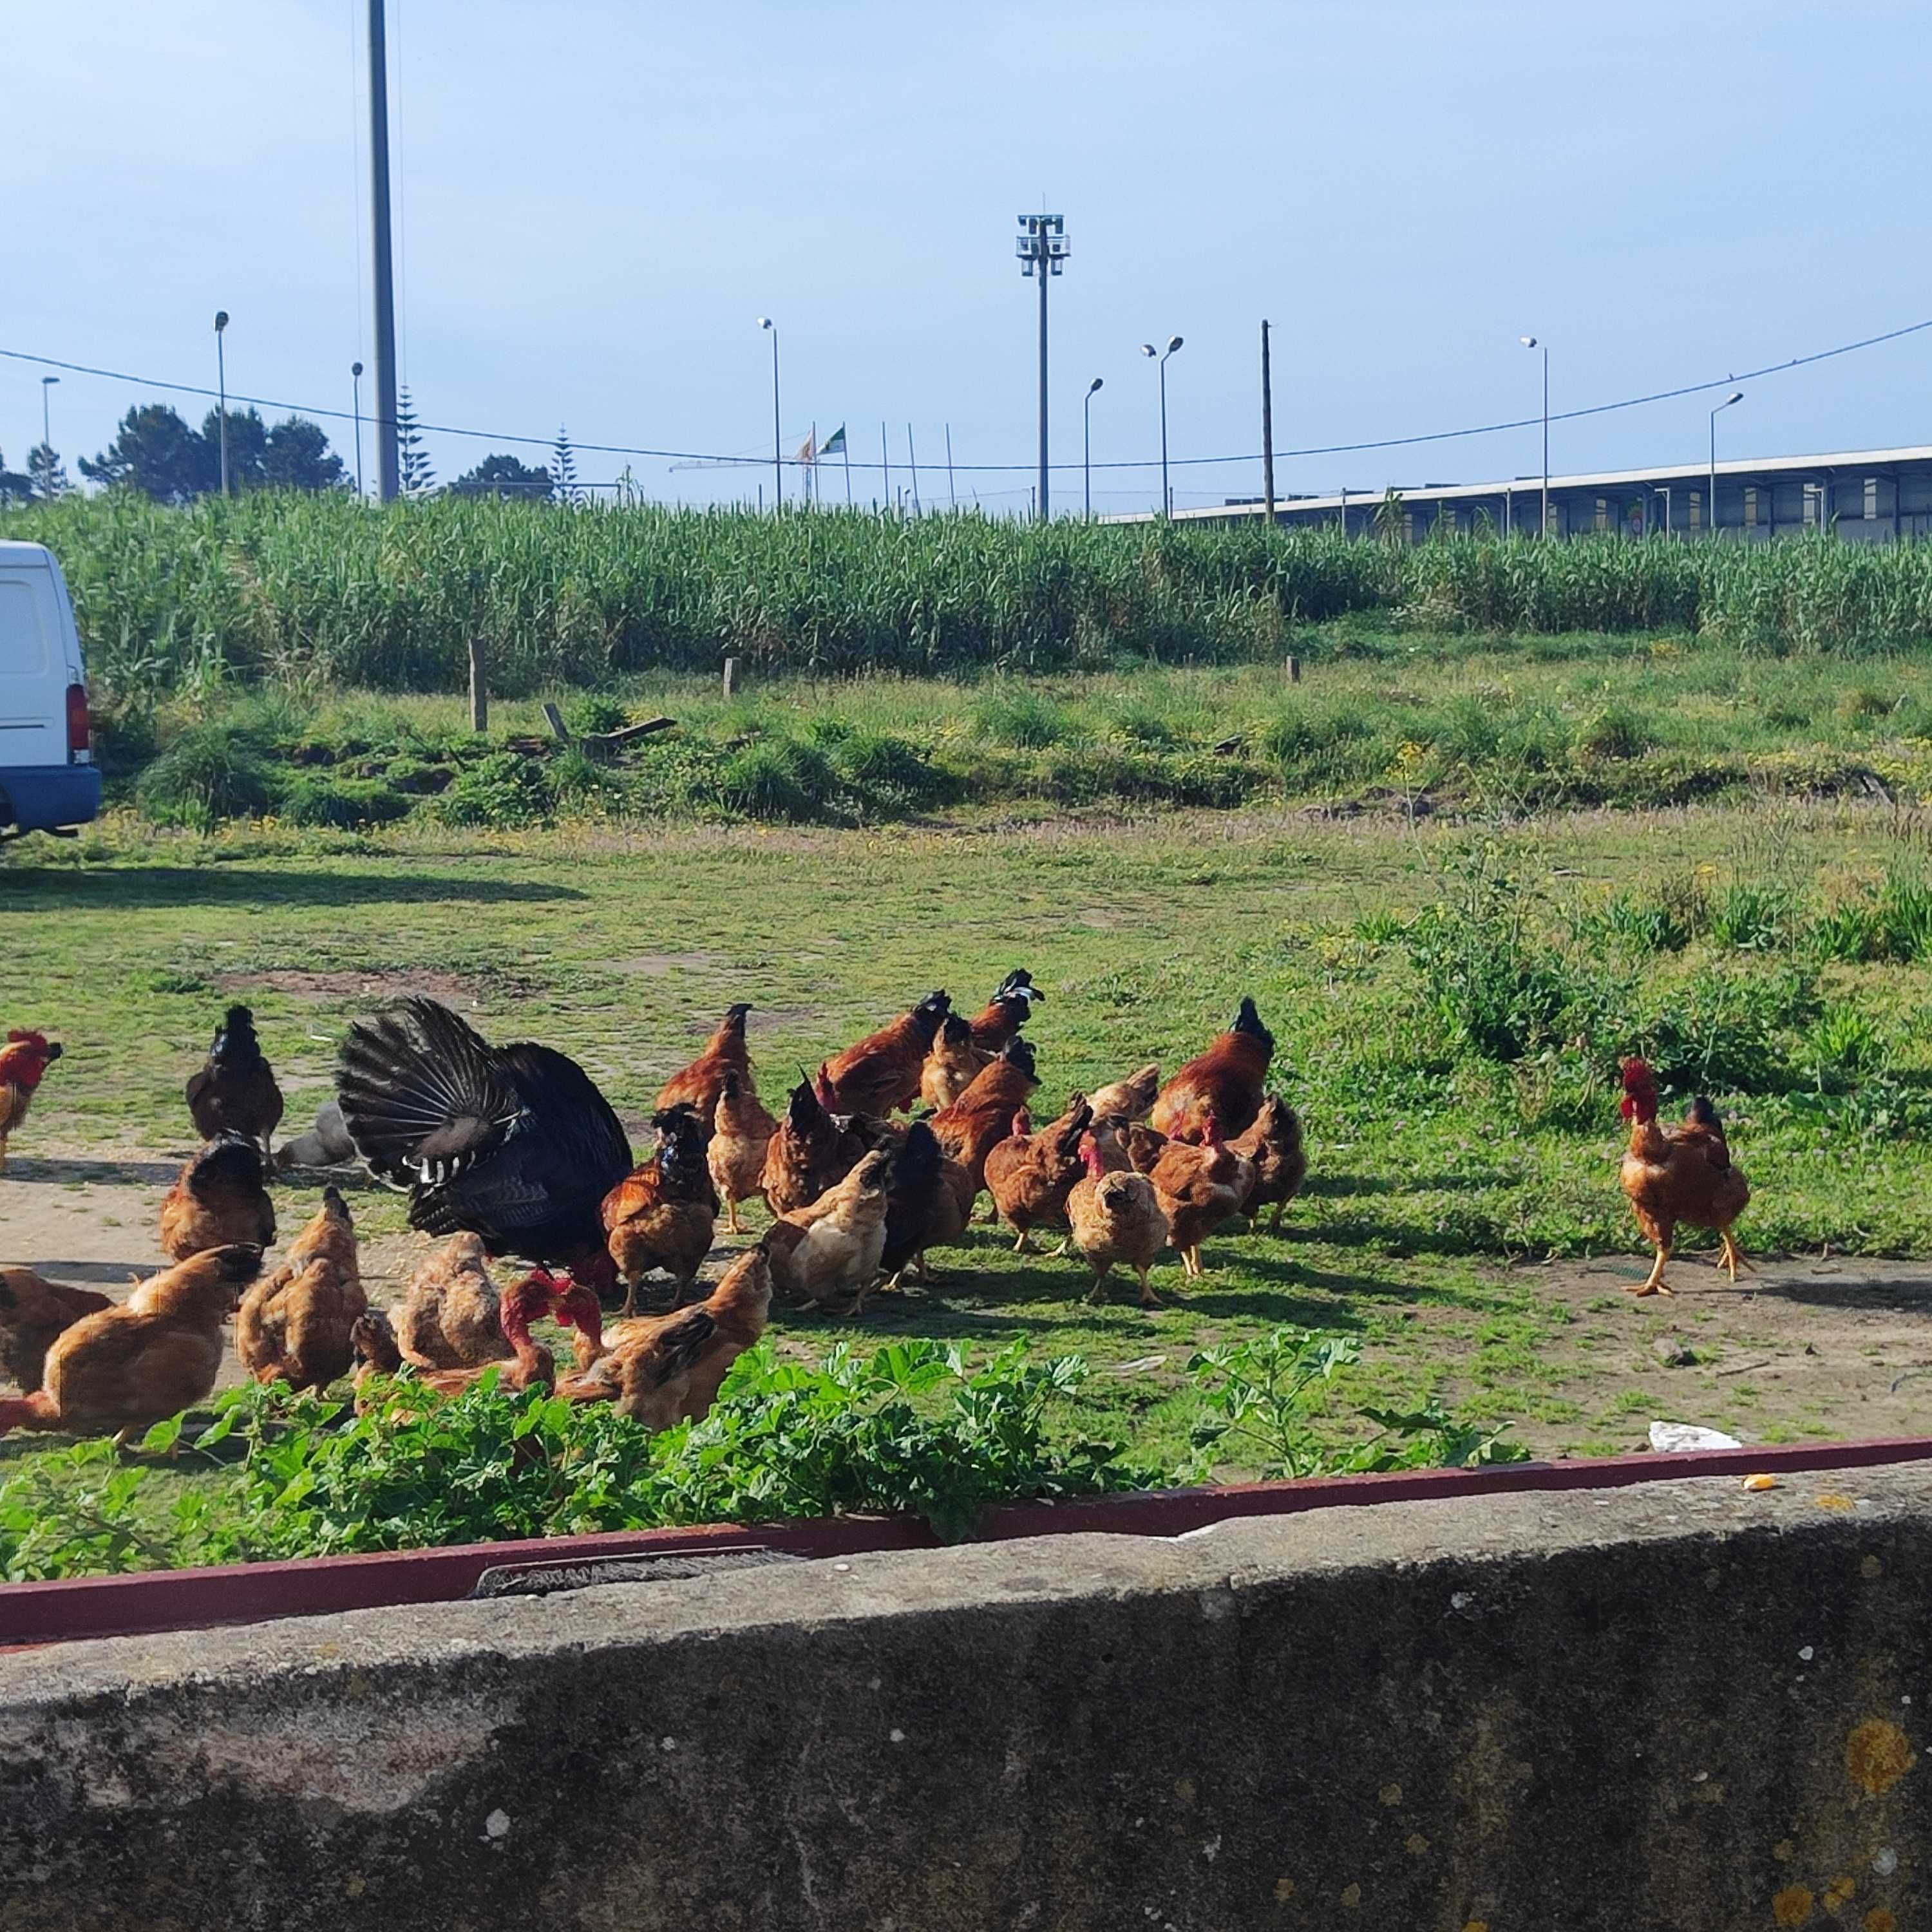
top-left (1, 1145), bottom-right (433, 1397)
top-left (213, 969), bottom-right (498, 1006)
top-left (1477, 1254), bottom-right (1932, 1451)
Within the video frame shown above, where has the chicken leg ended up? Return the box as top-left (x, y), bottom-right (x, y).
top-left (1628, 1242), bottom-right (1674, 1297)
top-left (1135, 1264), bottom-right (1159, 1311)
top-left (1718, 1232), bottom-right (1755, 1280)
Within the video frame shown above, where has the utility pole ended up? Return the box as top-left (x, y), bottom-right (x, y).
top-left (367, 0), bottom-right (401, 502)
top-left (1016, 213), bottom-right (1068, 522)
top-left (1260, 319), bottom-right (1276, 525)
top-left (945, 424), bottom-right (957, 510)
top-left (759, 319), bottom-right (781, 507)
top-left (213, 312), bottom-right (230, 496)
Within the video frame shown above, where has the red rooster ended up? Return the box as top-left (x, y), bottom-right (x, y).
top-left (0, 1030), bottom-right (62, 1173)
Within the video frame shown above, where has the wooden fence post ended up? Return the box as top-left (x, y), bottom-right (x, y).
top-left (469, 639), bottom-right (488, 733)
top-left (1285, 654), bottom-right (1302, 684)
top-left (723, 656), bottom-right (739, 700)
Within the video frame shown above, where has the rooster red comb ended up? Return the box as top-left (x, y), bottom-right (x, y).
top-left (1620, 1058), bottom-right (1655, 1090)
top-left (5, 1030), bottom-right (48, 1049)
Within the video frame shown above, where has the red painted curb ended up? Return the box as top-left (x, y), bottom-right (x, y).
top-left (6, 1434), bottom-right (1929, 1651)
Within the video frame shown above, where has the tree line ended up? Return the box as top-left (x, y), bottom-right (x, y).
top-left (1, 381), bottom-right (583, 507)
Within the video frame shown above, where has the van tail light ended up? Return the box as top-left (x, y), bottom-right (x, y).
top-left (65, 683), bottom-right (90, 758)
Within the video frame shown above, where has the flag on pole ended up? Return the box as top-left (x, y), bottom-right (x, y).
top-left (797, 429), bottom-right (818, 466)
top-left (821, 424), bottom-right (847, 456)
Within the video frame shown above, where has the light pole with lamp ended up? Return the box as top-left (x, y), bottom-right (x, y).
top-left (757, 317), bottom-right (781, 509)
top-left (214, 310), bottom-right (231, 497)
top-left (1083, 377), bottom-right (1103, 520)
top-left (1519, 335), bottom-right (1548, 536)
top-left (351, 362), bottom-right (365, 498)
top-left (1015, 214), bottom-right (1070, 522)
top-left (1140, 336), bottom-right (1182, 518)
top-left (39, 375), bottom-right (58, 454)
top-left (1709, 390), bottom-right (1743, 540)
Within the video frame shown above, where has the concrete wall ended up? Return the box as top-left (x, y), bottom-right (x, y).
top-left (2, 1464), bottom-right (1929, 1931)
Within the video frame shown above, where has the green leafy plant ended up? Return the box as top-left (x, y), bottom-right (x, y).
top-left (0, 1330), bottom-right (1527, 1582)
top-left (1180, 1328), bottom-right (1527, 1481)
top-left (1406, 846), bottom-right (1610, 1063)
top-left (133, 719), bottom-right (279, 829)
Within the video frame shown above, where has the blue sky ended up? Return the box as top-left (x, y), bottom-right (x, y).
top-left (6, 2), bottom-right (1926, 513)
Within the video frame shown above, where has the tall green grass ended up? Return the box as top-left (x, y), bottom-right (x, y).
top-left (8, 491), bottom-right (1932, 700)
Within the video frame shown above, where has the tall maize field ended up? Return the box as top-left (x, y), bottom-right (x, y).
top-left (7, 491), bottom-right (1932, 699)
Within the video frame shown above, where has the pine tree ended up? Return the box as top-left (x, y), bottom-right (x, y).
top-left (395, 386), bottom-right (435, 495)
top-left (551, 426), bottom-right (581, 507)
top-left (26, 444), bottom-right (68, 499)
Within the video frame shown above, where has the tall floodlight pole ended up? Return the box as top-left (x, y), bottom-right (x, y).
top-left (1519, 336), bottom-right (1548, 535)
top-left (757, 318), bottom-right (781, 509)
top-left (1141, 336), bottom-right (1183, 518)
top-left (1710, 391), bottom-right (1744, 540)
top-left (39, 376), bottom-right (57, 452)
top-left (1260, 319), bottom-right (1275, 524)
top-left (351, 362), bottom-right (365, 497)
top-left (366, 0), bottom-right (400, 502)
top-left (1016, 213), bottom-right (1069, 522)
top-left (213, 311), bottom-right (231, 496)
top-left (1083, 377), bottom-right (1103, 520)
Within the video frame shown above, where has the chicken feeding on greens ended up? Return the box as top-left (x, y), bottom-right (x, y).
top-left (335, 997), bottom-right (633, 1304)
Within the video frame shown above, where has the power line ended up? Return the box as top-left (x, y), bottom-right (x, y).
top-left (6, 312), bottom-right (1928, 477)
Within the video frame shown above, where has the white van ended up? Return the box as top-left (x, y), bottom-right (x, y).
top-left (0, 540), bottom-right (99, 837)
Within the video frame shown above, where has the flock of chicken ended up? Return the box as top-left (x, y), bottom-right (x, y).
top-left (0, 977), bottom-right (1305, 1444)
top-left (0, 970), bottom-right (1752, 1448)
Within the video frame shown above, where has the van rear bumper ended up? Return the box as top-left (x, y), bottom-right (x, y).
top-left (0, 764), bottom-right (102, 833)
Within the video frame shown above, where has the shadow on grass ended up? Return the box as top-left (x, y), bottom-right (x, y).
top-left (7, 1155), bottom-right (186, 1188)
top-left (14, 1258), bottom-right (155, 1286)
top-left (1306, 1171), bottom-right (1523, 1198)
top-left (0, 869), bottom-right (585, 909)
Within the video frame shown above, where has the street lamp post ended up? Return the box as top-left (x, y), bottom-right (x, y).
top-left (39, 375), bottom-right (57, 453)
top-left (1015, 214), bottom-right (1070, 522)
top-left (1140, 336), bottom-right (1182, 518)
top-left (1083, 377), bottom-right (1103, 521)
top-left (757, 317), bottom-right (781, 509)
top-left (351, 362), bottom-right (365, 498)
top-left (1519, 336), bottom-right (1548, 536)
top-left (1709, 390), bottom-right (1744, 540)
top-left (213, 310), bottom-right (231, 497)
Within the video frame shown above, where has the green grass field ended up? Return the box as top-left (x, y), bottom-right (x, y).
top-left (7, 780), bottom-right (1932, 1558)
top-left (85, 623), bottom-right (1932, 837)
top-left (14, 596), bottom-right (1932, 1573)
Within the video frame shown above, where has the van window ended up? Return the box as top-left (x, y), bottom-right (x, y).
top-left (0, 580), bottom-right (50, 679)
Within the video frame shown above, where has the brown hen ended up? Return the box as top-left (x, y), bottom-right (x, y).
top-left (235, 1185), bottom-right (367, 1392)
top-left (160, 1137), bottom-right (276, 1262)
